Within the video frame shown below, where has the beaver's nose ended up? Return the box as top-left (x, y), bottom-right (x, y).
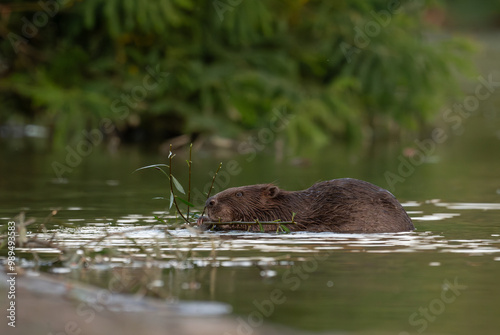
top-left (206, 197), bottom-right (216, 208)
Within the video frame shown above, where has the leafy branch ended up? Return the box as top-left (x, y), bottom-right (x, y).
top-left (135, 145), bottom-right (294, 233)
top-left (133, 159), bottom-right (192, 224)
top-left (134, 144), bottom-right (215, 225)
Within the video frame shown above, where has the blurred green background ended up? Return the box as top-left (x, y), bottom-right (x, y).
top-left (0, 0), bottom-right (490, 152)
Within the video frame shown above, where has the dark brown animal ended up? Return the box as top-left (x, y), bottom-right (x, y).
top-left (197, 178), bottom-right (414, 233)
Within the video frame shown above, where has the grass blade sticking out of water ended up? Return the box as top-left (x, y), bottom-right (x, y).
top-left (154, 215), bottom-right (166, 224)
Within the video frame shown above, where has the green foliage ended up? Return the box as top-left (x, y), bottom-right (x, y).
top-left (0, 0), bottom-right (474, 148)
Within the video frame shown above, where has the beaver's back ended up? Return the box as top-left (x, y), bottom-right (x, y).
top-left (296, 178), bottom-right (414, 233)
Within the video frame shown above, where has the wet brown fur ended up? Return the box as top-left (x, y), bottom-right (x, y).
top-left (200, 178), bottom-right (414, 233)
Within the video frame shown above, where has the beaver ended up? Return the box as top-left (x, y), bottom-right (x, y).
top-left (197, 178), bottom-right (414, 233)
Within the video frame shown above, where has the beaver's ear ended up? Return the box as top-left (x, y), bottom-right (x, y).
top-left (266, 186), bottom-right (280, 198)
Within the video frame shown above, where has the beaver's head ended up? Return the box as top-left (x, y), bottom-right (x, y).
top-left (204, 184), bottom-right (282, 222)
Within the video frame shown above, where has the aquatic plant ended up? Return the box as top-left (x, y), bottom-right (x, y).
top-left (135, 144), bottom-right (295, 233)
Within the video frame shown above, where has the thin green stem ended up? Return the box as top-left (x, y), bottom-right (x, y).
top-left (187, 143), bottom-right (192, 222)
top-left (201, 162), bottom-right (223, 217)
top-left (169, 144), bottom-right (189, 223)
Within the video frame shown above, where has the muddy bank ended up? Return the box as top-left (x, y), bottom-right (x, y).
top-left (0, 270), bottom-right (328, 335)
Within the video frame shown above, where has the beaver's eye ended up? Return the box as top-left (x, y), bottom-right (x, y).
top-left (236, 192), bottom-right (243, 197)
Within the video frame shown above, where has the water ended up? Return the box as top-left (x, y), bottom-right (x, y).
top-left (2, 112), bottom-right (500, 334)
top-left (1, 39), bottom-right (500, 335)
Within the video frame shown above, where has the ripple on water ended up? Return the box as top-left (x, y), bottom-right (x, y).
top-left (411, 213), bottom-right (461, 221)
top-left (434, 202), bottom-right (500, 210)
top-left (26, 225), bottom-right (500, 259)
top-left (15, 199), bottom-right (500, 268)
